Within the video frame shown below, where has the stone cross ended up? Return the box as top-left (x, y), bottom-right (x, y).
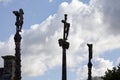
top-left (61, 14), bottom-right (70, 40)
top-left (58, 14), bottom-right (70, 80)
top-left (13, 8), bottom-right (24, 32)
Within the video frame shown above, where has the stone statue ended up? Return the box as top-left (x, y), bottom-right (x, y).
top-left (64, 23), bottom-right (70, 40)
top-left (13, 8), bottom-right (24, 32)
top-left (58, 14), bottom-right (70, 80)
top-left (61, 14), bottom-right (70, 40)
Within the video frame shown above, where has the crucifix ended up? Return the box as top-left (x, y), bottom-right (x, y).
top-left (13, 8), bottom-right (24, 32)
top-left (13, 8), bottom-right (24, 80)
top-left (87, 44), bottom-right (93, 80)
top-left (58, 14), bottom-right (70, 80)
top-left (61, 14), bottom-right (70, 40)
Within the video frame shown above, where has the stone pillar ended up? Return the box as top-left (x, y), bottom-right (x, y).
top-left (13, 8), bottom-right (23, 80)
top-left (14, 32), bottom-right (22, 80)
top-left (58, 14), bottom-right (70, 80)
top-left (87, 44), bottom-right (93, 80)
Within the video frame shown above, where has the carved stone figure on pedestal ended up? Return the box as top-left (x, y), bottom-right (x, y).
top-left (58, 14), bottom-right (70, 80)
top-left (61, 14), bottom-right (70, 40)
top-left (13, 8), bottom-right (24, 80)
top-left (13, 8), bottom-right (24, 32)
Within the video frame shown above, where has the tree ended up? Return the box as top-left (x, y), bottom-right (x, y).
top-left (102, 64), bottom-right (120, 80)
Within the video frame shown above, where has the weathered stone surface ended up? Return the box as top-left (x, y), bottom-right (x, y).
top-left (0, 55), bottom-right (15, 80)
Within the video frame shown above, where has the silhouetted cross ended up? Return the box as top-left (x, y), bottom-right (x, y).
top-left (13, 8), bottom-right (24, 32)
top-left (61, 14), bottom-right (70, 40)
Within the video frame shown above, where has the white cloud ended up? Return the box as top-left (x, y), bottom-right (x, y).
top-left (22, 54), bottom-right (47, 76)
top-left (116, 57), bottom-right (120, 65)
top-left (0, 0), bottom-right (120, 80)
top-left (0, 35), bottom-right (14, 67)
top-left (89, 0), bottom-right (120, 35)
top-left (76, 58), bottom-right (113, 80)
top-left (92, 58), bottom-right (113, 77)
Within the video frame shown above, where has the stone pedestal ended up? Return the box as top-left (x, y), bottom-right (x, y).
top-left (58, 14), bottom-right (70, 80)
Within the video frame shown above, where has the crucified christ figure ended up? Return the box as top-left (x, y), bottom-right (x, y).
top-left (13, 8), bottom-right (24, 32)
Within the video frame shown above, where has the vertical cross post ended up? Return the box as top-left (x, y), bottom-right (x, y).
top-left (87, 44), bottom-right (93, 80)
top-left (14, 32), bottom-right (22, 80)
top-left (13, 8), bottom-right (24, 80)
top-left (58, 14), bottom-right (70, 80)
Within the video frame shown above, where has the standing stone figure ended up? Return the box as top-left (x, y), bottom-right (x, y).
top-left (61, 14), bottom-right (70, 40)
top-left (13, 8), bottom-right (24, 80)
top-left (64, 23), bottom-right (70, 40)
top-left (58, 14), bottom-right (70, 80)
top-left (13, 8), bottom-right (24, 32)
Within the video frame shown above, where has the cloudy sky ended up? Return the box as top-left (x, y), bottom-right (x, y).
top-left (0, 0), bottom-right (120, 80)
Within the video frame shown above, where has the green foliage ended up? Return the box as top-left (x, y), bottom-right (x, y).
top-left (102, 64), bottom-right (120, 80)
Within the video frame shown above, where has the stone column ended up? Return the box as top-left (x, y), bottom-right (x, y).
top-left (58, 14), bottom-right (70, 80)
top-left (14, 32), bottom-right (22, 80)
top-left (13, 8), bottom-right (24, 80)
top-left (87, 44), bottom-right (93, 80)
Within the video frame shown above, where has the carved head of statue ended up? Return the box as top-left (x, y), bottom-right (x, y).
top-left (19, 8), bottom-right (24, 15)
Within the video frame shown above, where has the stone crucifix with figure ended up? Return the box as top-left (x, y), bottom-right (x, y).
top-left (13, 8), bottom-right (24, 32)
top-left (58, 14), bottom-right (70, 80)
top-left (61, 14), bottom-right (70, 40)
top-left (13, 8), bottom-right (24, 80)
